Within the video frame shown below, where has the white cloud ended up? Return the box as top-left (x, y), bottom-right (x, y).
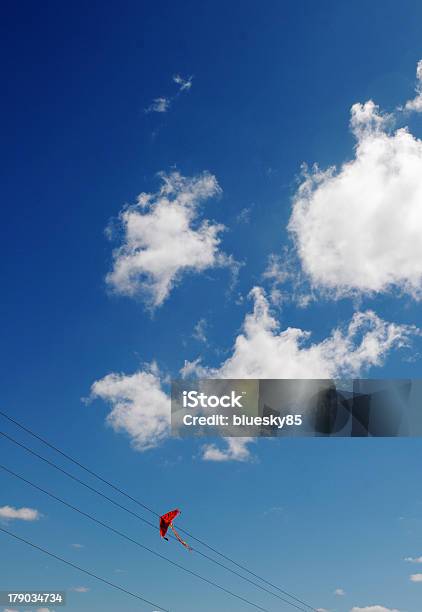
top-left (70, 587), bottom-right (89, 593)
top-left (90, 363), bottom-right (170, 452)
top-left (0, 505), bottom-right (40, 521)
top-left (146, 74), bottom-right (192, 114)
top-left (182, 287), bottom-right (417, 459)
top-left (410, 573), bottom-right (422, 582)
top-left (71, 543), bottom-right (84, 549)
top-left (262, 252), bottom-right (291, 306)
top-left (106, 171), bottom-right (233, 308)
top-left (263, 506), bottom-right (284, 516)
top-left (404, 556), bottom-right (422, 563)
top-left (173, 74), bottom-right (193, 92)
top-left (183, 287), bottom-right (417, 379)
top-left (193, 318), bottom-right (208, 343)
top-left (37, 608), bottom-right (54, 612)
top-left (403, 59), bottom-right (422, 112)
top-left (289, 96), bottom-right (422, 299)
top-left (145, 97), bottom-right (170, 113)
top-left (91, 360), bottom-right (254, 460)
top-left (351, 607), bottom-right (400, 612)
top-left (335, 588), bottom-right (345, 596)
top-left (350, 100), bottom-right (393, 137)
top-left (236, 205), bottom-right (253, 224)
top-left (93, 287), bottom-right (417, 459)
top-left (201, 437), bottom-right (254, 462)
top-left (263, 253), bottom-right (290, 286)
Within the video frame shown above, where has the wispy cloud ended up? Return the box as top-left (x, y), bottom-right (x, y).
top-left (334, 588), bottom-right (345, 596)
top-left (404, 556), bottom-right (422, 563)
top-left (262, 252), bottom-right (291, 306)
top-left (173, 74), bottom-right (193, 92)
top-left (145, 97), bottom-right (170, 113)
top-left (70, 587), bottom-right (90, 593)
top-left (236, 205), bottom-right (253, 224)
top-left (263, 253), bottom-right (289, 285)
top-left (193, 318), bottom-right (208, 343)
top-left (146, 73), bottom-right (193, 113)
top-left (402, 59), bottom-right (422, 112)
top-left (263, 506), bottom-right (284, 517)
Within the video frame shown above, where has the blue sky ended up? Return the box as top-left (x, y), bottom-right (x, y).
top-left (2, 1), bottom-right (422, 611)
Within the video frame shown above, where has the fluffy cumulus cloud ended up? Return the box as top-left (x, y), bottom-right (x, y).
top-left (183, 287), bottom-right (417, 379)
top-left (106, 171), bottom-right (233, 308)
top-left (181, 287), bottom-right (417, 460)
top-left (0, 505), bottom-right (40, 521)
top-left (410, 573), bottom-right (422, 582)
top-left (90, 363), bottom-right (170, 451)
top-left (403, 59), bottom-right (422, 112)
top-left (351, 607), bottom-right (400, 612)
top-left (92, 287), bottom-right (417, 459)
top-left (289, 95), bottom-right (422, 299)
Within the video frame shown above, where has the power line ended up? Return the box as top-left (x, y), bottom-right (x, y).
top-left (0, 463), bottom-right (277, 612)
top-left (0, 409), bottom-right (158, 515)
top-left (0, 429), bottom-right (158, 529)
top-left (0, 525), bottom-right (169, 611)
top-left (0, 434), bottom-right (307, 612)
top-left (0, 410), bottom-right (318, 611)
top-left (0, 412), bottom-right (317, 611)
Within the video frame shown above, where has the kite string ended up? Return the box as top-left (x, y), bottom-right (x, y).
top-left (170, 524), bottom-right (192, 551)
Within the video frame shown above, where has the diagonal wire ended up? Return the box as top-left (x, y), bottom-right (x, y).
top-left (0, 434), bottom-right (307, 611)
top-left (0, 410), bottom-right (318, 611)
top-left (0, 525), bottom-right (169, 612)
top-left (0, 462), bottom-right (278, 612)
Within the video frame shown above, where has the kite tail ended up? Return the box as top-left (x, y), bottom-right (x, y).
top-left (170, 524), bottom-right (192, 551)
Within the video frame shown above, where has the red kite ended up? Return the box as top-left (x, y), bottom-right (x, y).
top-left (159, 508), bottom-right (191, 551)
